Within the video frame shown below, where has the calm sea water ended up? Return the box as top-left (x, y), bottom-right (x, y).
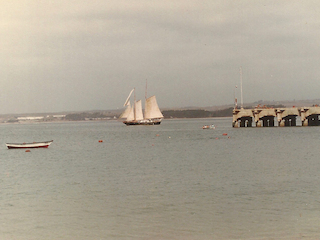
top-left (1, 118), bottom-right (320, 240)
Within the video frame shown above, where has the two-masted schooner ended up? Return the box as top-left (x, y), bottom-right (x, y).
top-left (120, 87), bottom-right (163, 125)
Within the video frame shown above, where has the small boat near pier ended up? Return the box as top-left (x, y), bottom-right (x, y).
top-left (202, 124), bottom-right (215, 129)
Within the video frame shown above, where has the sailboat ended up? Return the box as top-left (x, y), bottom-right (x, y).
top-left (120, 85), bottom-right (164, 126)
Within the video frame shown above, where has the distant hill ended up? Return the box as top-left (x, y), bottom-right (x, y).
top-left (162, 108), bottom-right (233, 118)
top-left (1, 99), bottom-right (320, 122)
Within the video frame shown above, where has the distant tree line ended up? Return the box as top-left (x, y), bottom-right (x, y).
top-left (64, 104), bottom-right (287, 121)
top-left (162, 104), bottom-right (286, 118)
top-left (244, 104), bottom-right (286, 109)
top-left (64, 108), bottom-right (235, 120)
top-left (162, 108), bottom-right (234, 118)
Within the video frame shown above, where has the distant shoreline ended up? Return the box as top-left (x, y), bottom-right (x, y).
top-left (0, 116), bottom-right (233, 125)
top-left (1, 98), bottom-right (320, 124)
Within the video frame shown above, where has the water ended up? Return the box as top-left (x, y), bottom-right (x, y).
top-left (1, 118), bottom-right (320, 239)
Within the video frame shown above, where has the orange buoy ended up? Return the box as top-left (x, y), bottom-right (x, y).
top-left (222, 133), bottom-right (228, 136)
top-left (25, 150), bottom-right (31, 152)
top-left (98, 140), bottom-right (103, 143)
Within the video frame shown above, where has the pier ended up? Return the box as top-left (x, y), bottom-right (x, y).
top-left (233, 106), bottom-right (320, 127)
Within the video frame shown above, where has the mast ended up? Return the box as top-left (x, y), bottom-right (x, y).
top-left (240, 66), bottom-right (243, 109)
top-left (144, 79), bottom-right (148, 121)
top-left (145, 79), bottom-right (148, 101)
top-left (133, 88), bottom-right (136, 121)
top-left (234, 85), bottom-right (238, 109)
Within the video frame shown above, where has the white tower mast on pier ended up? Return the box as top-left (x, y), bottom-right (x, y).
top-left (240, 66), bottom-right (243, 109)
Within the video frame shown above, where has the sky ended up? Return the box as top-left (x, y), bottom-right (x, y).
top-left (1, 0), bottom-right (320, 114)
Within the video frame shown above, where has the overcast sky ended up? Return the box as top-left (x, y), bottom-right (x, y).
top-left (1, 0), bottom-right (320, 114)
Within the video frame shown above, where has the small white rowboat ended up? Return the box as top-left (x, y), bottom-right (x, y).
top-left (6, 140), bottom-right (53, 149)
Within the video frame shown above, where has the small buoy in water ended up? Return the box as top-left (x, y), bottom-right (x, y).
top-left (215, 137), bottom-right (219, 140)
top-left (98, 140), bottom-right (103, 143)
top-left (156, 134), bottom-right (159, 137)
top-left (222, 133), bottom-right (228, 136)
top-left (25, 150), bottom-right (31, 152)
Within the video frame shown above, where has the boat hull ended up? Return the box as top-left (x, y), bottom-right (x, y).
top-left (123, 119), bottom-right (162, 126)
top-left (6, 140), bottom-right (53, 149)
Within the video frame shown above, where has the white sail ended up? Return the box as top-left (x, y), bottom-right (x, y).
top-left (123, 89), bottom-right (134, 107)
top-left (119, 103), bottom-right (132, 119)
top-left (126, 105), bottom-right (135, 121)
top-left (144, 95), bottom-right (163, 119)
top-left (135, 100), bottom-right (144, 120)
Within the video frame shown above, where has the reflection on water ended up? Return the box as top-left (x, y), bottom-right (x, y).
top-left (1, 119), bottom-right (320, 239)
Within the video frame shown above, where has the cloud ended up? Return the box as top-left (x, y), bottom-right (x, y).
top-left (0, 0), bottom-right (320, 114)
